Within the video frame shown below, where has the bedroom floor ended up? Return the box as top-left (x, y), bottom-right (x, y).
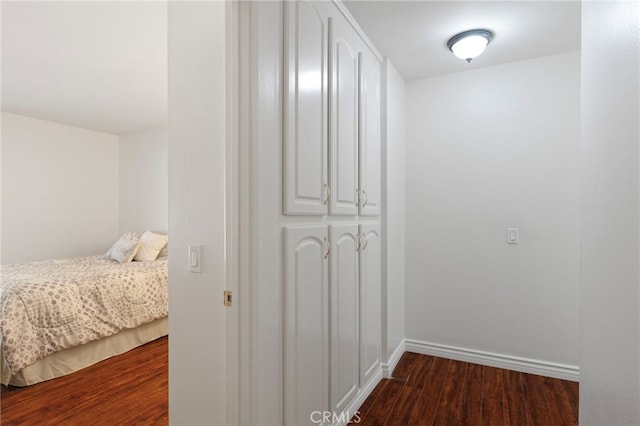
top-left (0, 337), bottom-right (168, 426)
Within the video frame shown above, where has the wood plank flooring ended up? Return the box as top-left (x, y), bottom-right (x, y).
top-left (0, 337), bottom-right (168, 426)
top-left (1, 344), bottom-right (578, 426)
top-left (355, 352), bottom-right (579, 426)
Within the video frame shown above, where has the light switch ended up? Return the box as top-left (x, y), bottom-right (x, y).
top-left (507, 228), bottom-right (519, 244)
top-left (189, 245), bottom-right (202, 272)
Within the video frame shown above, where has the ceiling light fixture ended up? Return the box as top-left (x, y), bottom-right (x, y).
top-left (447, 29), bottom-right (493, 63)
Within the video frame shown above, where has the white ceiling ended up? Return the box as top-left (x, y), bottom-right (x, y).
top-left (343, 1), bottom-right (581, 81)
top-left (1, 1), bottom-right (580, 134)
top-left (1, 1), bottom-right (167, 135)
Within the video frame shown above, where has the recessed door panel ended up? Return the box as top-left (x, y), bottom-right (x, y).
top-left (330, 20), bottom-right (359, 216)
top-left (284, 226), bottom-right (329, 425)
top-left (358, 52), bottom-right (381, 216)
top-left (284, 1), bottom-right (329, 215)
top-left (359, 224), bottom-right (381, 386)
top-left (330, 225), bottom-right (359, 414)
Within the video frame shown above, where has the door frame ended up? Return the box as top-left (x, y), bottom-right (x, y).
top-left (226, 1), bottom-right (254, 424)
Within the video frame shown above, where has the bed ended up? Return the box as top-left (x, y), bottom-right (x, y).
top-left (0, 234), bottom-right (168, 386)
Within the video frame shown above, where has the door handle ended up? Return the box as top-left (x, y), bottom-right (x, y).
top-left (322, 183), bottom-right (330, 205)
top-left (323, 235), bottom-right (330, 259)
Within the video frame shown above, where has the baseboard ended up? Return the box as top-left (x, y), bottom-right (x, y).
top-left (335, 341), bottom-right (407, 426)
top-left (336, 366), bottom-right (384, 426)
top-left (381, 340), bottom-right (406, 378)
top-left (405, 339), bottom-right (579, 382)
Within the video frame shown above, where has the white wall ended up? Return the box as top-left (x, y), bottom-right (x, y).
top-left (118, 126), bottom-right (168, 234)
top-left (168, 2), bottom-right (227, 424)
top-left (382, 59), bottom-right (406, 361)
top-left (580, 1), bottom-right (640, 423)
top-left (405, 52), bottom-right (581, 369)
top-left (1, 112), bottom-right (119, 263)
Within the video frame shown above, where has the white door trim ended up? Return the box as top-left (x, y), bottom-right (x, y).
top-left (225, 1), bottom-right (253, 424)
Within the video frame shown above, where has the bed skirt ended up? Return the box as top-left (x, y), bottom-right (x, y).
top-left (1, 317), bottom-right (168, 386)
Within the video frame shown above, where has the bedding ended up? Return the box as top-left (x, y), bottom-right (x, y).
top-left (3, 317), bottom-right (167, 386)
top-left (0, 255), bottom-right (168, 384)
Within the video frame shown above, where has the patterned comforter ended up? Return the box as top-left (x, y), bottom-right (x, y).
top-left (0, 256), bottom-right (168, 376)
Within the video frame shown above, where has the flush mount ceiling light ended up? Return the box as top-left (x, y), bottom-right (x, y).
top-left (447, 29), bottom-right (493, 63)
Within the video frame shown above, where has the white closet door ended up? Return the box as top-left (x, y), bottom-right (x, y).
top-left (329, 225), bottom-right (360, 415)
top-left (358, 52), bottom-right (381, 217)
top-left (284, 226), bottom-right (330, 425)
top-left (359, 224), bottom-right (381, 386)
top-left (329, 18), bottom-right (359, 216)
top-left (283, 1), bottom-right (329, 215)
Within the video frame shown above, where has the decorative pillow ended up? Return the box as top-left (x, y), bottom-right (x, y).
top-left (107, 236), bottom-right (140, 263)
top-left (106, 231), bottom-right (141, 258)
top-left (134, 231), bottom-right (168, 262)
top-left (158, 242), bottom-right (169, 259)
top-left (127, 231), bottom-right (143, 240)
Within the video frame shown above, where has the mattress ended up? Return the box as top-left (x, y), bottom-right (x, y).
top-left (0, 255), bottom-right (168, 385)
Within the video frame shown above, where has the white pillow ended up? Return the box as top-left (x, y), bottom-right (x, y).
top-left (106, 231), bottom-right (141, 257)
top-left (158, 242), bottom-right (169, 259)
top-left (107, 236), bottom-right (140, 263)
top-left (134, 231), bottom-right (168, 262)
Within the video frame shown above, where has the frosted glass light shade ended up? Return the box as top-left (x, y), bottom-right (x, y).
top-left (447, 29), bottom-right (493, 63)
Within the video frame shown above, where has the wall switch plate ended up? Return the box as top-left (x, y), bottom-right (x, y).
top-left (507, 228), bottom-right (519, 244)
top-left (189, 245), bottom-right (202, 272)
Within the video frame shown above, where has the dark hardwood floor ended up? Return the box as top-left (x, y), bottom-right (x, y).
top-left (1, 343), bottom-right (578, 426)
top-left (0, 337), bottom-right (168, 426)
top-left (355, 352), bottom-right (579, 425)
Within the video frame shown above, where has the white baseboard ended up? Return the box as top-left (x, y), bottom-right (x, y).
top-left (336, 366), bottom-right (384, 426)
top-left (337, 342), bottom-right (408, 426)
top-left (404, 339), bottom-right (579, 382)
top-left (381, 340), bottom-right (406, 378)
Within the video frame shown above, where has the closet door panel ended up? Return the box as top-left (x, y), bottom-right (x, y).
top-left (329, 225), bottom-right (360, 414)
top-left (329, 19), bottom-right (359, 216)
top-left (284, 1), bottom-right (329, 215)
top-left (358, 52), bottom-right (381, 216)
top-left (284, 226), bottom-right (330, 425)
top-left (359, 224), bottom-right (381, 386)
